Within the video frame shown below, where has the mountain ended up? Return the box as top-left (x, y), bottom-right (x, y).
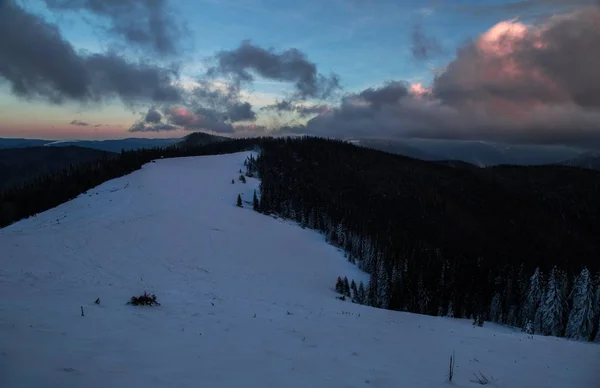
top-left (353, 138), bottom-right (583, 166)
top-left (0, 146), bottom-right (114, 190)
top-left (48, 138), bottom-right (180, 152)
top-left (0, 138), bottom-right (52, 149)
top-left (352, 138), bottom-right (438, 160)
top-left (560, 152), bottom-right (600, 171)
top-left (178, 132), bottom-right (228, 148)
top-left (0, 137), bottom-right (180, 152)
top-left (1, 151), bottom-right (596, 388)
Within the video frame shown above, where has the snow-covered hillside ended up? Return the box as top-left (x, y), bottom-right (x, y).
top-left (1, 152), bottom-right (598, 388)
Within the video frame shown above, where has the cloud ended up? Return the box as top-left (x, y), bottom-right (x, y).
top-left (43, 0), bottom-right (183, 55)
top-left (262, 99), bottom-right (330, 118)
top-left (207, 40), bottom-right (341, 100)
top-left (281, 9), bottom-right (600, 148)
top-left (357, 81), bottom-right (410, 109)
top-left (0, 0), bottom-right (182, 105)
top-left (70, 119), bottom-right (90, 126)
top-left (467, 0), bottom-right (600, 15)
top-left (145, 107), bottom-right (162, 123)
top-left (128, 121), bottom-right (178, 132)
top-left (226, 102), bottom-right (256, 122)
top-left (411, 23), bottom-right (442, 60)
top-left (164, 106), bottom-right (235, 133)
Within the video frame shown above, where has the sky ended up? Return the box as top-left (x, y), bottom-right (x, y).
top-left (1, 0), bottom-right (599, 147)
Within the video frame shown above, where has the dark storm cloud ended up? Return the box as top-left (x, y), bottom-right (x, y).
top-left (262, 100), bottom-right (330, 118)
top-left (411, 24), bottom-right (442, 60)
top-left (358, 81), bottom-right (410, 109)
top-left (0, 0), bottom-right (182, 105)
top-left (70, 119), bottom-right (90, 126)
top-left (144, 107), bottom-right (163, 123)
top-left (164, 107), bottom-right (235, 133)
top-left (208, 40), bottom-right (341, 100)
top-left (43, 0), bottom-right (183, 55)
top-left (226, 102), bottom-right (256, 122)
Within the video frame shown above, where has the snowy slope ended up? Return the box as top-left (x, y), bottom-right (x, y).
top-left (1, 152), bottom-right (598, 388)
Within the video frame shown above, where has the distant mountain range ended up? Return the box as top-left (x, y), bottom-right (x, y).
top-left (351, 138), bottom-right (590, 168)
top-left (0, 137), bottom-right (180, 152)
top-left (3, 134), bottom-right (600, 172)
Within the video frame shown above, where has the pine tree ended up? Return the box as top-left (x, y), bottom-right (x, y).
top-left (231, 179), bottom-right (235, 184)
top-left (335, 277), bottom-right (344, 294)
top-left (593, 273), bottom-right (600, 342)
top-left (236, 194), bottom-right (243, 207)
top-left (350, 279), bottom-right (358, 300)
top-left (539, 266), bottom-right (567, 337)
top-left (253, 190), bottom-right (259, 211)
top-left (524, 267), bottom-right (544, 333)
top-left (489, 293), bottom-right (502, 323)
top-left (566, 268), bottom-right (595, 340)
top-left (377, 259), bottom-right (390, 309)
top-left (358, 281), bottom-right (366, 304)
top-left (367, 278), bottom-right (378, 307)
top-left (343, 276), bottom-right (351, 297)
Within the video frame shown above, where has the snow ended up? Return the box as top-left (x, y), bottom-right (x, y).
top-left (1, 152), bottom-right (598, 388)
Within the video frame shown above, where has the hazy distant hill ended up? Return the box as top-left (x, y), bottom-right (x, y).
top-left (559, 152), bottom-right (600, 171)
top-left (0, 138), bottom-right (52, 149)
top-left (353, 138), bottom-right (583, 166)
top-left (48, 138), bottom-right (180, 153)
top-left (0, 137), bottom-right (180, 153)
top-left (0, 146), bottom-right (114, 190)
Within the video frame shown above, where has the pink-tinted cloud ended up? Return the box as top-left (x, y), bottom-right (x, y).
top-left (289, 9), bottom-right (600, 148)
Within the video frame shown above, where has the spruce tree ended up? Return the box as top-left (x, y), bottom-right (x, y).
top-left (593, 273), bottom-right (600, 342)
top-left (566, 268), bottom-right (595, 340)
top-left (335, 277), bottom-right (344, 294)
top-left (253, 190), bottom-right (259, 211)
top-left (539, 266), bottom-right (567, 337)
top-left (351, 279), bottom-right (358, 300)
top-left (236, 194), bottom-right (243, 207)
top-left (358, 281), bottom-right (366, 304)
top-left (524, 268), bottom-right (544, 333)
top-left (343, 276), bottom-right (351, 297)
top-left (489, 293), bottom-right (502, 323)
top-left (367, 278), bottom-right (378, 307)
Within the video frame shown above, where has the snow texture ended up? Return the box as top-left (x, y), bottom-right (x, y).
top-left (1, 152), bottom-right (598, 388)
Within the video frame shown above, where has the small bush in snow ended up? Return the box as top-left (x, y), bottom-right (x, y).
top-left (128, 292), bottom-right (160, 306)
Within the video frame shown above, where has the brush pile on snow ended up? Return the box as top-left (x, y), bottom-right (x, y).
top-left (128, 292), bottom-right (160, 306)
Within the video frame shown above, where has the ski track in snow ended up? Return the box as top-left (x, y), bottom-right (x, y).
top-left (0, 152), bottom-right (598, 388)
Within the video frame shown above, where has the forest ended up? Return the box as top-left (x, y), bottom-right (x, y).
top-left (248, 137), bottom-right (600, 341)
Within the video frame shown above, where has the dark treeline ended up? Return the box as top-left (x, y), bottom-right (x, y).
top-left (0, 138), bottom-right (262, 228)
top-left (249, 137), bottom-right (600, 341)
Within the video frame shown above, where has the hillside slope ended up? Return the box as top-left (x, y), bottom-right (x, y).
top-left (0, 152), bottom-right (597, 388)
top-left (0, 146), bottom-right (114, 190)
